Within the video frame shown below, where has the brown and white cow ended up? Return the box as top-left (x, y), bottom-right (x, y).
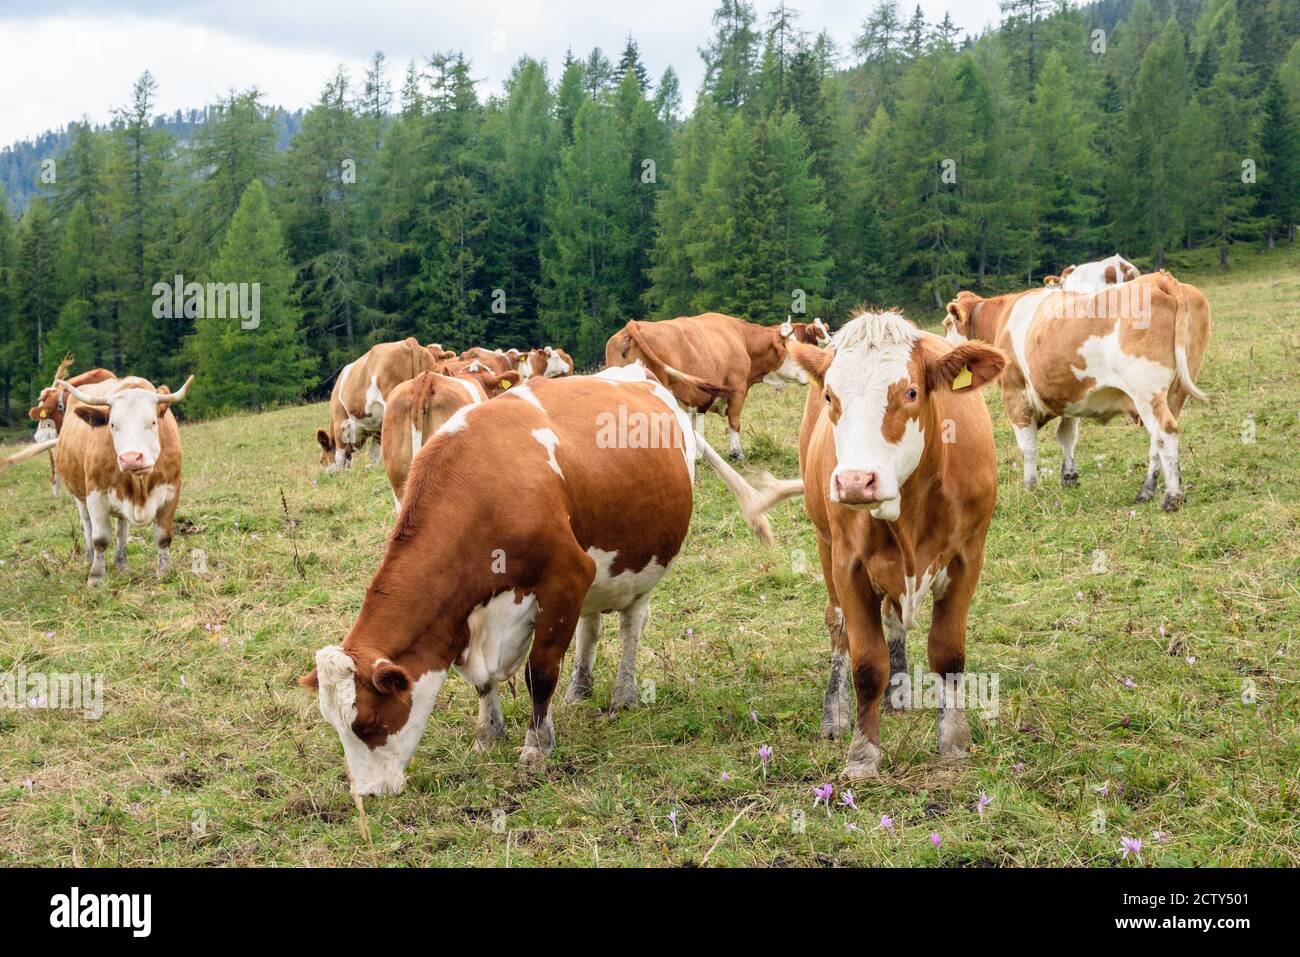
top-left (516, 346), bottom-right (575, 381)
top-left (316, 338), bottom-right (444, 471)
top-left (751, 312), bottom-right (1007, 779)
top-left (944, 270), bottom-right (1210, 510)
top-left (51, 375), bottom-right (194, 585)
top-left (380, 367), bottom-right (520, 506)
top-left (456, 347), bottom-right (514, 377)
top-left (604, 313), bottom-right (814, 460)
top-left (1046, 254), bottom-right (1141, 292)
top-left (26, 362), bottom-right (116, 496)
top-left (301, 364), bottom-right (770, 796)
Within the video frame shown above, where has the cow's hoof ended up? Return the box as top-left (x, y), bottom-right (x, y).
top-left (936, 710), bottom-right (972, 760)
top-left (563, 673), bottom-right (593, 704)
top-left (518, 746), bottom-right (547, 768)
top-left (608, 682), bottom-right (638, 713)
top-left (87, 573), bottom-right (106, 587)
top-left (728, 450), bottom-right (744, 463)
top-left (472, 733), bottom-right (501, 754)
top-left (114, 554), bottom-right (128, 571)
top-left (1022, 477), bottom-right (1038, 490)
top-left (819, 718), bottom-right (851, 740)
top-left (1061, 470), bottom-right (1079, 488)
top-left (1134, 485), bottom-right (1156, 503)
top-left (1161, 493), bottom-right (1184, 512)
top-left (841, 736), bottom-right (882, 779)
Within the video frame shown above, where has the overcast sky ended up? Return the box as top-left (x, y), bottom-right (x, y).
top-left (0, 0), bottom-right (1005, 146)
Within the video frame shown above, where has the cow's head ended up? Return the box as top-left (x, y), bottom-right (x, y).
top-left (316, 427), bottom-right (348, 470)
top-left (942, 291), bottom-right (986, 345)
top-left (29, 389), bottom-right (60, 441)
top-left (301, 645), bottom-right (444, 796)
top-left (762, 322), bottom-right (809, 391)
top-left (541, 347), bottom-right (572, 377)
top-left (789, 312), bottom-right (1004, 521)
top-left (782, 317), bottom-right (831, 348)
top-left (58, 376), bottom-right (194, 474)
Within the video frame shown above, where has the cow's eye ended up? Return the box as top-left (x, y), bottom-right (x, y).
top-left (905, 387), bottom-right (919, 402)
top-left (824, 392), bottom-right (831, 404)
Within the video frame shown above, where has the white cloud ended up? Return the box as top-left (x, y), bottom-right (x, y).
top-left (0, 0), bottom-right (1005, 146)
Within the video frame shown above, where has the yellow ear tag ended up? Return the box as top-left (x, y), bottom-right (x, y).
top-left (952, 364), bottom-right (973, 390)
top-left (39, 409), bottom-right (48, 418)
top-left (500, 379), bottom-right (511, 390)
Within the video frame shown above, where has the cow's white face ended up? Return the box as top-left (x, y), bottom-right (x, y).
top-left (821, 330), bottom-right (925, 522)
top-left (312, 646), bottom-right (445, 797)
top-left (766, 328), bottom-right (809, 389)
top-left (543, 348), bottom-right (570, 377)
top-left (102, 389), bottom-right (165, 472)
top-left (34, 417), bottom-right (57, 443)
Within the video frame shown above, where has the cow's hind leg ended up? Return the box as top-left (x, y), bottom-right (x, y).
top-left (563, 612), bottom-right (602, 703)
top-left (519, 552), bottom-right (593, 767)
top-left (1057, 416), bottom-right (1081, 487)
top-left (85, 492), bottom-right (112, 585)
top-left (1136, 395), bottom-right (1183, 511)
top-left (817, 536), bottom-right (853, 739)
top-left (724, 391), bottom-right (747, 460)
top-left (610, 593), bottom-right (650, 712)
top-left (1013, 422), bottom-right (1040, 488)
top-left (1135, 430), bottom-right (1161, 503)
top-left (882, 603), bottom-right (910, 712)
top-left (75, 499), bottom-right (94, 565)
top-left (114, 517), bottom-right (129, 571)
top-left (473, 684), bottom-right (506, 752)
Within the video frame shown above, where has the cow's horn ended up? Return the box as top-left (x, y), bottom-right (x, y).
top-left (55, 379), bottom-right (112, 408)
top-left (159, 375), bottom-right (195, 404)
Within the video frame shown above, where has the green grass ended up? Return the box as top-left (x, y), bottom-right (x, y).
top-left (1, 247), bottom-right (1297, 867)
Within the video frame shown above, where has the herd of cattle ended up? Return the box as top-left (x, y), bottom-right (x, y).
top-left (4, 253), bottom-right (1211, 795)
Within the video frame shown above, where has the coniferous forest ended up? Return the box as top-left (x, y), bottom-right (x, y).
top-left (0, 0), bottom-right (1296, 420)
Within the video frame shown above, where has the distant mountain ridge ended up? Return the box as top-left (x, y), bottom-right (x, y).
top-left (1, 106), bottom-right (304, 214)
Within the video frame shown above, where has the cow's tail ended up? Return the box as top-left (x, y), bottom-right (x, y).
top-left (694, 432), bottom-right (800, 548)
top-left (408, 373), bottom-right (439, 451)
top-left (1166, 273), bottom-right (1209, 403)
top-left (619, 321), bottom-right (728, 409)
top-left (1, 438), bottom-right (58, 472)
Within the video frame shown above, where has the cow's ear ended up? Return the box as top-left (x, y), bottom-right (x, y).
top-left (299, 669), bottom-right (319, 689)
top-left (788, 341), bottom-right (834, 384)
top-left (371, 659), bottom-right (412, 697)
top-left (316, 428), bottom-right (333, 452)
top-left (928, 342), bottom-right (1006, 393)
top-left (496, 371), bottom-right (521, 391)
top-left (1043, 274), bottom-right (1060, 285)
top-left (1061, 265), bottom-right (1076, 280)
top-left (75, 406), bottom-right (110, 428)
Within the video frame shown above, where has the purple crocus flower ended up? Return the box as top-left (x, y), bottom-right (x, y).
top-left (812, 783), bottom-right (833, 808)
top-left (1123, 677), bottom-right (1136, 689)
top-left (1120, 836), bottom-right (1142, 861)
top-left (720, 772), bottom-right (731, 782)
top-left (668, 810), bottom-right (678, 836)
top-left (879, 815), bottom-right (894, 830)
top-left (977, 792), bottom-right (992, 819)
top-left (930, 833), bottom-right (942, 849)
top-left (838, 789), bottom-right (857, 811)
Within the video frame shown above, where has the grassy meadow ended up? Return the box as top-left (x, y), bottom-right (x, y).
top-left (1, 247), bottom-right (1297, 866)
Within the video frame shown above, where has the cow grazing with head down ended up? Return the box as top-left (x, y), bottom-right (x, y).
top-left (380, 367), bottom-right (520, 506)
top-left (317, 338), bottom-right (445, 471)
top-left (604, 313), bottom-right (815, 460)
top-left (301, 365), bottom-right (771, 796)
top-left (52, 375), bottom-right (195, 585)
top-left (749, 312), bottom-right (1007, 779)
top-left (944, 270), bottom-right (1210, 510)
top-left (456, 347), bottom-right (514, 377)
top-left (25, 359), bottom-right (116, 496)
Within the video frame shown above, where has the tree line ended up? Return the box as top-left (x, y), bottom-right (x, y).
top-left (0, 0), bottom-right (1296, 421)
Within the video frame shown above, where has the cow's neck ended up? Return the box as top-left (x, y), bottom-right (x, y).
top-left (971, 293), bottom-right (1019, 344)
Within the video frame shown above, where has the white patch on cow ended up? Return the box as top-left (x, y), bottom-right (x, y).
top-left (505, 384), bottom-right (545, 412)
top-left (595, 362), bottom-right (696, 481)
top-left (435, 403), bottom-right (475, 437)
top-left (1005, 288), bottom-right (1057, 418)
top-left (314, 645), bottom-right (447, 797)
top-left (107, 483), bottom-right (175, 526)
top-left (363, 375), bottom-right (386, 426)
top-left (452, 377), bottom-right (485, 405)
top-left (583, 547), bottom-right (669, 615)
top-left (336, 361), bottom-right (355, 402)
top-left (410, 422), bottom-right (423, 455)
top-left (531, 427), bottom-right (563, 478)
top-left (764, 350), bottom-right (808, 386)
top-left (823, 313), bottom-right (925, 517)
top-left (456, 591), bottom-right (539, 689)
top-left (898, 562), bottom-right (950, 630)
top-left (1065, 321), bottom-right (1175, 417)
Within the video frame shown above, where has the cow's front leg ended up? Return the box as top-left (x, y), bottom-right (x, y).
top-left (882, 604), bottom-right (910, 712)
top-left (115, 516), bottom-right (129, 571)
top-left (75, 499), bottom-right (94, 566)
top-left (85, 492), bottom-right (112, 585)
top-left (154, 493), bottom-right (177, 578)
top-left (834, 563), bottom-right (887, 779)
top-left (929, 555), bottom-right (981, 761)
top-left (1135, 430), bottom-right (1161, 502)
top-left (816, 538), bottom-right (852, 739)
top-left (473, 684), bottom-right (506, 752)
top-left (564, 612), bottom-right (602, 704)
top-left (1013, 422), bottom-right (1039, 489)
top-left (368, 436), bottom-right (382, 465)
top-left (519, 567), bottom-right (589, 767)
top-left (1056, 416), bottom-right (1081, 487)
top-left (610, 594), bottom-right (649, 712)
